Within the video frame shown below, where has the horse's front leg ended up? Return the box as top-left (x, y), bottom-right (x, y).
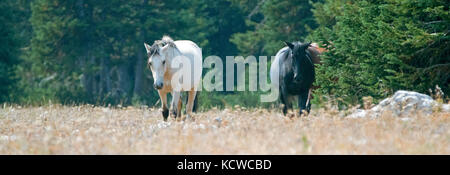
top-left (298, 90), bottom-right (310, 116)
top-left (158, 91), bottom-right (169, 121)
top-left (185, 90), bottom-right (197, 120)
top-left (280, 87), bottom-right (292, 116)
top-left (171, 91), bottom-right (182, 119)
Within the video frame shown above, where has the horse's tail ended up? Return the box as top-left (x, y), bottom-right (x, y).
top-left (192, 91), bottom-right (199, 112)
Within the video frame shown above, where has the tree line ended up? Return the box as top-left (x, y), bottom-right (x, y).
top-left (1, 0), bottom-right (448, 108)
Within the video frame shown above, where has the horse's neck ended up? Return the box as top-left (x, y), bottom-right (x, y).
top-left (301, 53), bottom-right (315, 75)
top-left (169, 45), bottom-right (182, 57)
top-left (165, 47), bottom-right (182, 71)
top-left (304, 51), bottom-right (313, 65)
top-left (284, 49), bottom-right (293, 62)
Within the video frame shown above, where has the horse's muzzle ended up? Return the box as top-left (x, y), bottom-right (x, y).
top-left (154, 82), bottom-right (163, 90)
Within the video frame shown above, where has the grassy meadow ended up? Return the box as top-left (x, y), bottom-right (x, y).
top-left (0, 105), bottom-right (448, 154)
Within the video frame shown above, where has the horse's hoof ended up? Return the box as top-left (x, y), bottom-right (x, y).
top-left (183, 114), bottom-right (195, 122)
top-left (171, 110), bottom-right (177, 118)
top-left (299, 110), bottom-right (309, 117)
top-left (287, 113), bottom-right (295, 118)
top-left (162, 108), bottom-right (169, 120)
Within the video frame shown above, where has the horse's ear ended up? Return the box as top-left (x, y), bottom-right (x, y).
top-left (144, 43), bottom-right (151, 53)
top-left (284, 41), bottom-right (294, 49)
top-left (305, 42), bottom-right (312, 50)
top-left (160, 43), bottom-right (170, 53)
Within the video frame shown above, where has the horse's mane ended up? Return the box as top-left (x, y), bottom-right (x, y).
top-left (154, 35), bottom-right (174, 46)
top-left (150, 35), bottom-right (175, 55)
top-left (161, 35), bottom-right (174, 43)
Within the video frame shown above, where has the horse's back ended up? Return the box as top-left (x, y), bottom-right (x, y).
top-left (270, 47), bottom-right (290, 85)
top-left (174, 40), bottom-right (201, 55)
top-left (308, 43), bottom-right (324, 64)
top-left (173, 40), bottom-right (202, 90)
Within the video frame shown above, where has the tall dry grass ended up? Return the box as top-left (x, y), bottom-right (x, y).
top-left (0, 105), bottom-right (448, 154)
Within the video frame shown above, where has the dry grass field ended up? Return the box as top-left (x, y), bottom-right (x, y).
top-left (0, 105), bottom-right (448, 154)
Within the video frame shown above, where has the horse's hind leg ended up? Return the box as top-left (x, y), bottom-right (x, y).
top-left (177, 95), bottom-right (182, 116)
top-left (184, 91), bottom-right (199, 112)
top-left (185, 90), bottom-right (197, 120)
top-left (192, 91), bottom-right (199, 112)
top-left (280, 89), bottom-right (287, 115)
top-left (171, 91), bottom-right (182, 119)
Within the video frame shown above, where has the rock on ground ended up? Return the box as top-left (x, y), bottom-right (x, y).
top-left (349, 90), bottom-right (449, 118)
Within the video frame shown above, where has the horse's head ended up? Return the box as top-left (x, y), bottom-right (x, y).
top-left (144, 36), bottom-right (177, 90)
top-left (284, 41), bottom-right (312, 84)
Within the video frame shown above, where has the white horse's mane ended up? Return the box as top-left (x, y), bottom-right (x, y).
top-left (149, 35), bottom-right (176, 55)
top-left (161, 35), bottom-right (174, 43)
top-left (152, 35), bottom-right (174, 47)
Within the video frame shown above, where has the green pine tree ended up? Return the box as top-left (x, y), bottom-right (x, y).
top-left (231, 0), bottom-right (319, 56)
top-left (0, 0), bottom-right (22, 103)
top-left (310, 0), bottom-right (449, 105)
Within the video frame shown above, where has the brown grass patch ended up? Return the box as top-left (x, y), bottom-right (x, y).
top-left (0, 105), bottom-right (448, 154)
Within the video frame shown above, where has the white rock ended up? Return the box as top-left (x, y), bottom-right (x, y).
top-left (348, 90), bottom-right (447, 118)
top-left (348, 109), bottom-right (367, 118)
top-left (442, 104), bottom-right (450, 112)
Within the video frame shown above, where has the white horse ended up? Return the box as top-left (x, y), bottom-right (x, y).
top-left (144, 36), bottom-right (202, 121)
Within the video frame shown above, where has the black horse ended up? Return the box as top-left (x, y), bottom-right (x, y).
top-left (270, 41), bottom-right (315, 116)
